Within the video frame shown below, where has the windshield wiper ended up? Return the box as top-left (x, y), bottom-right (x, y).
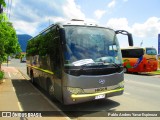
top-left (109, 62), bottom-right (121, 69)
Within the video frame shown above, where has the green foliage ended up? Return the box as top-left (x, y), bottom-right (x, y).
top-left (0, 0), bottom-right (21, 69)
top-left (0, 13), bottom-right (7, 22)
top-left (0, 70), bottom-right (4, 80)
top-left (0, 20), bottom-right (21, 62)
top-left (0, 0), bottom-right (6, 7)
top-left (149, 70), bottom-right (160, 75)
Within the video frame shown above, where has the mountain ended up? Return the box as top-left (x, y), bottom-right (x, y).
top-left (17, 34), bottom-right (32, 52)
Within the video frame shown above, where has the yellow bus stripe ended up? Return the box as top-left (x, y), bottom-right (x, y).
top-left (27, 64), bottom-right (54, 75)
top-left (71, 88), bottom-right (124, 98)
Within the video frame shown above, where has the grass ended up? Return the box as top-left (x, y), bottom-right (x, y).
top-left (149, 70), bottom-right (160, 75)
top-left (0, 71), bottom-right (4, 80)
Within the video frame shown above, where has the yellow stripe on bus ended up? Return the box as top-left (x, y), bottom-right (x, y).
top-left (27, 64), bottom-right (54, 75)
top-left (71, 88), bottom-right (124, 98)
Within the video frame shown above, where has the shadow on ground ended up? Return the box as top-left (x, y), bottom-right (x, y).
top-left (12, 79), bottom-right (120, 118)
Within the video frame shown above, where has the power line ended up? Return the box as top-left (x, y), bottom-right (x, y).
top-left (9, 0), bottom-right (12, 19)
top-left (6, 0), bottom-right (9, 16)
top-left (5, 0), bottom-right (12, 20)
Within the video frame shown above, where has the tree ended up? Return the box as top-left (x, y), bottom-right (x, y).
top-left (0, 0), bottom-right (6, 6)
top-left (0, 0), bottom-right (6, 13)
top-left (0, 0), bottom-right (21, 70)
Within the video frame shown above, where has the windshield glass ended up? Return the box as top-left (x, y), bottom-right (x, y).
top-left (146, 48), bottom-right (157, 55)
top-left (63, 26), bottom-right (122, 67)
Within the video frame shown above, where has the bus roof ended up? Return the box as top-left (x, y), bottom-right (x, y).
top-left (41, 19), bottom-right (99, 32)
top-left (31, 19), bottom-right (114, 40)
top-left (56, 19), bottom-right (98, 27)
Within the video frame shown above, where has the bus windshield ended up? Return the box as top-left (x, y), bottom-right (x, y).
top-left (63, 26), bottom-right (122, 67)
top-left (146, 48), bottom-right (157, 55)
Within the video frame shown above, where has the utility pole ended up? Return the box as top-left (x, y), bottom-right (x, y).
top-left (0, 4), bottom-right (3, 13)
top-left (140, 40), bottom-right (143, 47)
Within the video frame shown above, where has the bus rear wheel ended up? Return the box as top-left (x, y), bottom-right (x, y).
top-left (47, 80), bottom-right (54, 99)
top-left (123, 67), bottom-right (128, 73)
top-left (30, 72), bottom-right (34, 84)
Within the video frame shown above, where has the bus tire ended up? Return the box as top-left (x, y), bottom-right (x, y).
top-left (47, 79), bottom-right (54, 99)
top-left (123, 67), bottom-right (128, 73)
top-left (27, 67), bottom-right (29, 75)
top-left (30, 71), bottom-right (34, 84)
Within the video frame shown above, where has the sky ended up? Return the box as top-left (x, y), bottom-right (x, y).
top-left (4, 0), bottom-right (160, 51)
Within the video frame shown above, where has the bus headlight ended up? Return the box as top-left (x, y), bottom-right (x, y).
top-left (119, 81), bottom-right (124, 88)
top-left (67, 87), bottom-right (84, 94)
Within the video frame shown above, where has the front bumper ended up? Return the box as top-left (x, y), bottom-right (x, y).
top-left (64, 87), bottom-right (124, 105)
top-left (71, 87), bottom-right (124, 98)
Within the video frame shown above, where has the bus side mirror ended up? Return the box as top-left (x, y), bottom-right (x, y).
top-left (128, 33), bottom-right (133, 46)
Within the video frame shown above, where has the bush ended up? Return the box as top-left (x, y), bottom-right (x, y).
top-left (0, 71), bottom-right (4, 80)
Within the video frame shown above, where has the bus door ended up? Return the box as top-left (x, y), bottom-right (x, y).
top-left (50, 36), bottom-right (63, 102)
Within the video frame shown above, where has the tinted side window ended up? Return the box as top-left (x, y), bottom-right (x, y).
top-left (121, 49), bottom-right (144, 58)
top-left (47, 28), bottom-right (62, 78)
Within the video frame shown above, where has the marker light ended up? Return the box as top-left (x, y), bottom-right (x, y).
top-left (67, 87), bottom-right (84, 94)
top-left (119, 81), bottom-right (124, 88)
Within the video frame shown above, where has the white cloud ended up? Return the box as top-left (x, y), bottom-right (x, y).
top-left (94, 10), bottom-right (106, 20)
top-left (132, 17), bottom-right (160, 38)
top-left (106, 18), bottom-right (131, 31)
top-left (13, 21), bottom-right (39, 35)
top-left (9, 0), bottom-right (86, 36)
top-left (62, 0), bottom-right (85, 20)
top-left (106, 17), bottom-right (160, 38)
top-left (108, 0), bottom-right (116, 8)
top-left (44, 17), bottom-right (66, 24)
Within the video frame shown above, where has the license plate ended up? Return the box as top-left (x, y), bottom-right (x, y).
top-left (95, 94), bottom-right (105, 99)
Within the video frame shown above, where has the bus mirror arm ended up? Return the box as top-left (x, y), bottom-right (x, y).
top-left (115, 30), bottom-right (134, 46)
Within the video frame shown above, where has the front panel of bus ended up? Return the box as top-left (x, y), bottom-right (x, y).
top-left (144, 48), bottom-right (158, 71)
top-left (61, 26), bottom-right (124, 104)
